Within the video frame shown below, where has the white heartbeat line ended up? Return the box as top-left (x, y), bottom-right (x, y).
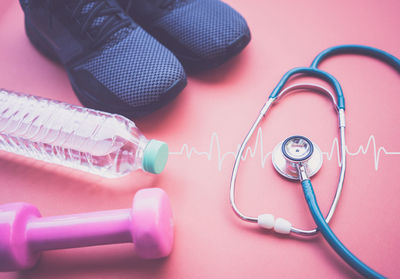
top-left (169, 128), bottom-right (400, 171)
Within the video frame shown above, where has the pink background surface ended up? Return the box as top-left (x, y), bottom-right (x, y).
top-left (1, 0), bottom-right (400, 278)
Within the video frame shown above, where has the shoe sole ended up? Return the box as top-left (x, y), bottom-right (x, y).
top-left (25, 18), bottom-right (187, 118)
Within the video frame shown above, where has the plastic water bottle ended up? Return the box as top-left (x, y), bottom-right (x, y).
top-left (0, 89), bottom-right (169, 178)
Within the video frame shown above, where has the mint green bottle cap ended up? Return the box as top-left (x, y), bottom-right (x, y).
top-left (143, 140), bottom-right (169, 174)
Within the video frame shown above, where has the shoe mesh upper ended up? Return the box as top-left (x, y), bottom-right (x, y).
top-left (153, 0), bottom-right (250, 61)
top-left (79, 27), bottom-right (185, 108)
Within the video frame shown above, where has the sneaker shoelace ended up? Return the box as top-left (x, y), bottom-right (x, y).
top-left (48, 0), bottom-right (131, 48)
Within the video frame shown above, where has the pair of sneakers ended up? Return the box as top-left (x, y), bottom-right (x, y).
top-left (19, 0), bottom-right (251, 117)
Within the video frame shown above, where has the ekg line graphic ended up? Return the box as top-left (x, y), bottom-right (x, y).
top-left (169, 128), bottom-right (400, 171)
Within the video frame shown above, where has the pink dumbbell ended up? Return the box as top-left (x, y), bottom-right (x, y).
top-left (0, 188), bottom-right (174, 271)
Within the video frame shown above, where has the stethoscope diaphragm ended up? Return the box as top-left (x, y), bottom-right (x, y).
top-left (272, 135), bottom-right (323, 180)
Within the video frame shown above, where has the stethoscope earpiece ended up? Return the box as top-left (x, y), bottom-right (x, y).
top-left (271, 135), bottom-right (323, 180)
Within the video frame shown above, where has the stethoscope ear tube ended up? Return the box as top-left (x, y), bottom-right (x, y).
top-left (301, 179), bottom-right (385, 279)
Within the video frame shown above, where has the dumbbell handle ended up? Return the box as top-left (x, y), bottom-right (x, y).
top-left (27, 208), bottom-right (132, 251)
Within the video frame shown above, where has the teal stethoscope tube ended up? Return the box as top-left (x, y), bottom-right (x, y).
top-left (309, 45), bottom-right (399, 278)
top-left (270, 45), bottom-right (400, 279)
top-left (302, 179), bottom-right (384, 279)
top-left (268, 67), bottom-right (345, 109)
top-left (311, 44), bottom-right (400, 71)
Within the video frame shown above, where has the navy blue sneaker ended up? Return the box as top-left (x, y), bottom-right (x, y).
top-left (19, 0), bottom-right (187, 117)
top-left (118, 0), bottom-right (251, 71)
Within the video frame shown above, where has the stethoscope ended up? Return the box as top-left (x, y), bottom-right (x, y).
top-left (230, 45), bottom-right (400, 279)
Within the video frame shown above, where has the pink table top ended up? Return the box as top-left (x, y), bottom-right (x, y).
top-left (1, 0), bottom-right (399, 278)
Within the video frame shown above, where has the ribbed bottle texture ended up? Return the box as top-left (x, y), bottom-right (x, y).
top-left (0, 89), bottom-right (166, 178)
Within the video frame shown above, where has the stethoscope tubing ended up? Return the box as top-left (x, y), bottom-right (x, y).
top-left (311, 44), bottom-right (400, 71)
top-left (268, 67), bottom-right (345, 110)
top-left (301, 179), bottom-right (384, 279)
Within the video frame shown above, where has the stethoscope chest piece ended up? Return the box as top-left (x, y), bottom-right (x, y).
top-left (272, 135), bottom-right (323, 180)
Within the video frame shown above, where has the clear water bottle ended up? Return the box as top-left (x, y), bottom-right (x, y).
top-left (0, 89), bottom-right (169, 178)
